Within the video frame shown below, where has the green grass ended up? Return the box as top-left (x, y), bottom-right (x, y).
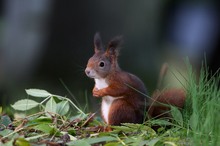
top-left (0, 59), bottom-right (219, 146)
top-left (182, 58), bottom-right (220, 145)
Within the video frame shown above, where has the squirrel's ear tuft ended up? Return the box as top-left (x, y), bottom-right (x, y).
top-left (106, 35), bottom-right (123, 57)
top-left (94, 32), bottom-right (104, 53)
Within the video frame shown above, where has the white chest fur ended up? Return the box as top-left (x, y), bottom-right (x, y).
top-left (95, 78), bottom-right (108, 89)
top-left (95, 78), bottom-right (115, 124)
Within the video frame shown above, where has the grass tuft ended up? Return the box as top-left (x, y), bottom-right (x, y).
top-left (183, 58), bottom-right (220, 145)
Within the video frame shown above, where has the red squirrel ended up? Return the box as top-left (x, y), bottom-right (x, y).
top-left (85, 33), bottom-right (147, 125)
top-left (85, 33), bottom-right (186, 126)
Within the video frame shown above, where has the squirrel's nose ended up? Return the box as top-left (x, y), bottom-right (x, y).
top-left (85, 69), bottom-right (90, 76)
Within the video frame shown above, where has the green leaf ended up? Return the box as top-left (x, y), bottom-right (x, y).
top-left (25, 89), bottom-right (51, 97)
top-left (25, 133), bottom-right (48, 141)
top-left (0, 129), bottom-right (13, 137)
top-left (104, 142), bottom-right (119, 146)
top-left (67, 140), bottom-right (90, 146)
top-left (122, 123), bottom-right (153, 131)
top-left (85, 136), bottom-right (117, 144)
top-left (31, 116), bottom-right (53, 124)
top-left (11, 99), bottom-right (39, 111)
top-left (27, 116), bottom-right (52, 127)
top-left (45, 97), bottom-right (57, 113)
top-left (150, 119), bottom-right (174, 126)
top-left (1, 115), bottom-right (12, 127)
top-left (14, 138), bottom-right (31, 146)
top-left (171, 106), bottom-right (183, 126)
top-left (111, 125), bottom-right (131, 132)
top-left (164, 141), bottom-right (178, 146)
top-left (34, 124), bottom-right (60, 136)
top-left (34, 124), bottom-right (53, 134)
top-left (189, 113), bottom-right (198, 131)
top-left (67, 136), bottom-right (117, 146)
top-left (141, 138), bottom-right (160, 146)
top-left (56, 100), bottom-right (70, 115)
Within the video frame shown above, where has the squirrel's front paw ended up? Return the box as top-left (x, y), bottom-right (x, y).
top-left (93, 88), bottom-right (104, 97)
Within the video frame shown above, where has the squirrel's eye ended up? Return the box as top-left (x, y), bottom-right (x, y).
top-left (99, 61), bottom-right (105, 67)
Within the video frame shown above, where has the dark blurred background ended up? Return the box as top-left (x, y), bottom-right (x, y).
top-left (0, 0), bottom-right (219, 111)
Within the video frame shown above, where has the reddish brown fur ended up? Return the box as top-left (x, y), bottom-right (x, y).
top-left (148, 88), bottom-right (186, 118)
top-left (93, 70), bottom-right (147, 125)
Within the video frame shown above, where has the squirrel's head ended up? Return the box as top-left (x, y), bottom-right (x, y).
top-left (85, 33), bottom-right (123, 79)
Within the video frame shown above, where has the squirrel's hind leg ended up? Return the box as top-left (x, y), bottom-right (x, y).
top-left (108, 99), bottom-right (142, 126)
